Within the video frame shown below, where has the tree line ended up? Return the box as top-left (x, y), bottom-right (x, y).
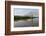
top-left (14, 16), bottom-right (38, 21)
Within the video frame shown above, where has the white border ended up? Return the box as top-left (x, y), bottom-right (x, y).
top-left (11, 5), bottom-right (42, 31)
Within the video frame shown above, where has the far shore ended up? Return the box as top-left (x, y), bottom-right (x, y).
top-left (14, 19), bottom-right (32, 22)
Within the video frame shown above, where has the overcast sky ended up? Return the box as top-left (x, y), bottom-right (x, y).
top-left (14, 8), bottom-right (39, 16)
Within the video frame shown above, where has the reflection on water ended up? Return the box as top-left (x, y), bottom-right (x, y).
top-left (14, 18), bottom-right (39, 27)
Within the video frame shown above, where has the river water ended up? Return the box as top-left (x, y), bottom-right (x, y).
top-left (14, 18), bottom-right (39, 27)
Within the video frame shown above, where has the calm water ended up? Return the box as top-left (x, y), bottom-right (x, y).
top-left (14, 18), bottom-right (39, 27)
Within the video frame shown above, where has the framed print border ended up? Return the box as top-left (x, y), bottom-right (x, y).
top-left (5, 1), bottom-right (45, 35)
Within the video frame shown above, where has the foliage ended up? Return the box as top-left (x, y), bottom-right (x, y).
top-left (14, 16), bottom-right (38, 21)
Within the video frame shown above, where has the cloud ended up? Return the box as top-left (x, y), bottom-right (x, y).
top-left (14, 8), bottom-right (39, 16)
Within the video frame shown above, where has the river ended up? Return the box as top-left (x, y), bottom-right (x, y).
top-left (14, 18), bottom-right (39, 27)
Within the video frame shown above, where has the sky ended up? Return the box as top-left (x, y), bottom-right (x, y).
top-left (14, 8), bottom-right (39, 17)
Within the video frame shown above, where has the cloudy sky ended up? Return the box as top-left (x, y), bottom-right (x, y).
top-left (14, 8), bottom-right (39, 17)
